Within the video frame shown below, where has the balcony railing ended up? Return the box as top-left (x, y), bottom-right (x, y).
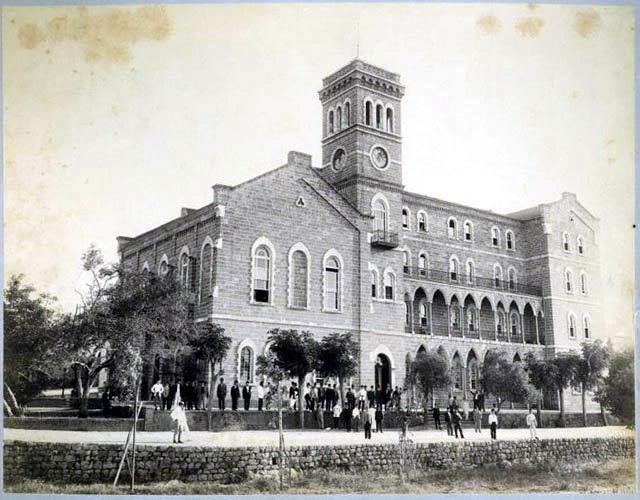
top-left (403, 266), bottom-right (542, 297)
top-left (371, 230), bottom-right (399, 248)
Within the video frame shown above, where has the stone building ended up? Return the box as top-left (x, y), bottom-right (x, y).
top-left (117, 60), bottom-right (601, 411)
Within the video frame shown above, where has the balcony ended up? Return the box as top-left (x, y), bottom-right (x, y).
top-left (403, 266), bottom-right (542, 297)
top-left (371, 230), bottom-right (399, 248)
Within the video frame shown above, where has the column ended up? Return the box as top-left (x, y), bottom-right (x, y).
top-left (534, 314), bottom-right (540, 345)
top-left (428, 302), bottom-right (434, 336)
top-left (462, 307), bottom-right (466, 339)
top-left (447, 304), bottom-right (451, 338)
top-left (521, 313), bottom-right (525, 344)
top-left (477, 310), bottom-right (481, 339)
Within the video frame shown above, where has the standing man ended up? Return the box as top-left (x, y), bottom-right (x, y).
top-left (375, 406), bottom-right (384, 433)
top-left (162, 381), bottom-right (171, 410)
top-left (526, 408), bottom-right (539, 439)
top-left (444, 408), bottom-right (453, 436)
top-left (198, 381), bottom-right (207, 410)
top-left (216, 378), bottom-right (227, 411)
top-left (479, 391), bottom-right (486, 412)
top-left (489, 408), bottom-right (498, 440)
top-left (332, 384), bottom-right (340, 409)
top-left (242, 381), bottom-right (252, 411)
top-left (473, 407), bottom-right (482, 433)
top-left (346, 386), bottom-right (356, 411)
top-left (318, 382), bottom-right (326, 410)
top-left (363, 405), bottom-right (372, 439)
top-left (315, 399), bottom-right (325, 429)
top-left (332, 402), bottom-right (342, 429)
top-left (304, 383), bottom-right (312, 410)
top-left (343, 404), bottom-right (352, 432)
top-left (150, 380), bottom-right (164, 411)
top-left (447, 393), bottom-right (453, 411)
top-left (230, 380), bottom-right (240, 411)
top-left (367, 386), bottom-right (376, 409)
top-left (432, 406), bottom-right (442, 430)
top-left (452, 409), bottom-right (464, 439)
top-left (368, 405), bottom-right (377, 434)
top-left (257, 381), bottom-right (265, 411)
top-left (358, 385), bottom-right (367, 410)
top-left (352, 405), bottom-right (361, 433)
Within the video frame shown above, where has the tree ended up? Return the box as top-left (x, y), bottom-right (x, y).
top-left (316, 333), bottom-right (358, 406)
top-left (597, 347), bottom-right (634, 423)
top-left (264, 329), bottom-right (318, 429)
top-left (406, 349), bottom-right (451, 424)
top-left (527, 352), bottom-right (578, 426)
top-left (3, 274), bottom-right (59, 411)
top-left (571, 340), bottom-right (610, 426)
top-left (482, 350), bottom-right (535, 411)
top-left (51, 246), bottom-right (195, 417)
top-left (189, 323), bottom-right (232, 431)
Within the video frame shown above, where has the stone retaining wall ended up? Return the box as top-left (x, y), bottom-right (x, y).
top-left (4, 437), bottom-right (634, 484)
top-left (3, 417), bottom-right (144, 432)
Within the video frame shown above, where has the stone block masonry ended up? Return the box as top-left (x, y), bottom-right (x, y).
top-left (4, 437), bottom-right (634, 485)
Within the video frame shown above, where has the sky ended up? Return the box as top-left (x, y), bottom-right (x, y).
top-left (4, 3), bottom-right (635, 343)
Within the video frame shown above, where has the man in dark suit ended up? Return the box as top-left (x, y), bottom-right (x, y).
top-left (325, 385), bottom-right (334, 410)
top-left (332, 384), bottom-right (339, 408)
top-left (432, 406), bottom-right (442, 430)
top-left (346, 386), bottom-right (356, 410)
top-left (242, 381), bottom-right (252, 411)
top-left (367, 386), bottom-right (375, 408)
top-left (318, 382), bottom-right (326, 410)
top-left (452, 409), bottom-right (464, 439)
top-left (216, 377), bottom-right (227, 411)
top-left (231, 380), bottom-right (240, 411)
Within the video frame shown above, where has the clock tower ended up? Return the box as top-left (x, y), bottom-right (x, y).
top-left (317, 60), bottom-right (405, 212)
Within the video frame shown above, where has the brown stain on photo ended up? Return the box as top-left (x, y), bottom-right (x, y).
top-left (17, 5), bottom-right (172, 63)
top-left (515, 17), bottom-right (544, 37)
top-left (574, 11), bottom-right (602, 38)
top-left (476, 14), bottom-right (501, 35)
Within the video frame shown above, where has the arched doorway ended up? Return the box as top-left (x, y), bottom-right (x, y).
top-left (375, 354), bottom-right (391, 391)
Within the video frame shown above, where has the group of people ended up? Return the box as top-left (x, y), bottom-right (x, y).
top-left (150, 380), bottom-right (207, 411)
top-left (215, 379), bottom-right (272, 411)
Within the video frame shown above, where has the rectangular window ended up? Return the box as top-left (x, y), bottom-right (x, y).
top-left (254, 259), bottom-right (269, 303)
top-left (492, 237), bottom-right (498, 246)
top-left (385, 285), bottom-right (393, 301)
top-left (371, 283), bottom-right (376, 298)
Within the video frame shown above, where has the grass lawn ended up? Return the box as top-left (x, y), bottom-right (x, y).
top-left (5, 458), bottom-right (635, 495)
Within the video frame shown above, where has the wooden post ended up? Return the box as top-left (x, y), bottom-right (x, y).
top-left (277, 380), bottom-right (284, 490)
top-left (130, 377), bottom-right (140, 493)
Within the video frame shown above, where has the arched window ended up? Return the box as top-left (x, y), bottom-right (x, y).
top-left (468, 358), bottom-right (479, 391)
top-left (328, 110), bottom-right (335, 134)
top-left (450, 304), bottom-right (461, 329)
top-left (506, 230), bottom-right (514, 250)
top-left (583, 315), bottom-right (591, 339)
top-left (562, 232), bottom-right (571, 252)
top-left (239, 346), bottom-right (253, 383)
top-left (199, 240), bottom-right (214, 303)
top-left (418, 253), bottom-right (428, 277)
top-left (565, 268), bottom-right (574, 293)
top-left (493, 264), bottom-right (503, 288)
top-left (158, 255), bottom-right (169, 276)
top-left (447, 218), bottom-right (457, 239)
top-left (336, 106), bottom-right (342, 132)
top-left (491, 227), bottom-right (500, 247)
top-left (403, 250), bottom-right (411, 274)
top-left (449, 256), bottom-right (459, 282)
top-left (580, 271), bottom-right (588, 295)
top-left (376, 104), bottom-right (383, 129)
top-left (180, 253), bottom-right (190, 290)
top-left (386, 107), bottom-right (394, 132)
top-left (420, 302), bottom-right (428, 326)
top-left (253, 246), bottom-right (272, 303)
top-left (463, 221), bottom-right (473, 241)
top-left (372, 197), bottom-right (388, 234)
top-left (365, 101), bottom-right (373, 126)
top-left (404, 299), bottom-right (411, 325)
top-left (325, 256), bottom-right (341, 311)
top-left (466, 260), bottom-right (475, 284)
top-left (402, 207), bottom-right (410, 229)
top-left (467, 306), bottom-right (477, 331)
top-left (290, 248), bottom-right (309, 308)
top-left (508, 268), bottom-right (516, 291)
top-left (384, 271), bottom-right (395, 301)
top-left (568, 313), bottom-right (577, 338)
top-left (344, 101), bottom-right (351, 127)
top-left (577, 235), bottom-right (585, 255)
top-left (496, 310), bottom-right (506, 334)
top-left (510, 312), bottom-right (520, 336)
top-left (417, 211), bottom-right (427, 232)
top-left (370, 269), bottom-right (378, 298)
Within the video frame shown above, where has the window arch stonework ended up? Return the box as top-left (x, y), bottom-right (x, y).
top-left (251, 237), bottom-right (276, 304)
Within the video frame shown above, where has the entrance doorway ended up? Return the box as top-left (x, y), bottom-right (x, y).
top-left (374, 354), bottom-right (391, 391)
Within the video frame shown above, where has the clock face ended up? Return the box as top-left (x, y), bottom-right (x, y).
top-left (371, 146), bottom-right (389, 169)
top-left (332, 148), bottom-right (346, 171)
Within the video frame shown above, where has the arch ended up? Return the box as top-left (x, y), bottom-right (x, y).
top-left (417, 344), bottom-right (427, 355)
top-left (436, 345), bottom-right (449, 365)
top-left (507, 266), bottom-right (517, 291)
top-left (513, 352), bottom-right (522, 363)
top-left (465, 258), bottom-right (476, 284)
top-left (199, 235), bottom-right (215, 303)
top-left (480, 297), bottom-right (494, 340)
top-left (505, 230), bottom-right (515, 250)
top-left (567, 311), bottom-right (577, 338)
top-left (343, 99), bottom-right (352, 127)
top-left (157, 253), bottom-right (169, 276)
top-left (237, 338), bottom-right (257, 384)
top-left (562, 231), bottom-right (571, 252)
top-left (417, 210), bottom-right (428, 232)
top-left (371, 344), bottom-right (396, 369)
top-left (450, 295), bottom-right (462, 336)
top-left (449, 255), bottom-right (460, 282)
top-left (565, 267), bottom-right (574, 293)
top-left (371, 193), bottom-right (390, 234)
top-left (323, 248), bottom-right (344, 312)
top-left (582, 314), bottom-right (591, 339)
top-left (493, 263), bottom-right (503, 288)
top-left (491, 226), bottom-right (501, 247)
top-left (413, 286), bottom-right (429, 334)
top-left (579, 271), bottom-right (588, 295)
top-left (327, 108), bottom-right (335, 135)
top-left (467, 349), bottom-right (479, 392)
top-left (251, 236), bottom-right (276, 304)
top-left (523, 303), bottom-right (536, 344)
top-left (370, 266), bottom-right (380, 299)
top-left (463, 220), bottom-right (474, 242)
top-left (141, 261), bottom-right (150, 272)
top-left (385, 104), bottom-right (394, 132)
top-left (451, 351), bottom-right (464, 393)
top-left (447, 217), bottom-right (458, 239)
top-left (418, 250), bottom-right (429, 277)
top-left (432, 290), bottom-right (448, 337)
top-left (383, 267), bottom-right (397, 301)
top-left (336, 105), bottom-right (342, 132)
top-left (577, 234), bottom-right (585, 255)
top-left (364, 98), bottom-right (373, 126)
top-left (375, 102), bottom-right (384, 129)
top-left (178, 245), bottom-right (191, 290)
top-left (464, 294), bottom-right (478, 336)
top-left (495, 301), bottom-right (507, 340)
top-left (401, 206), bottom-right (411, 230)
top-left (288, 242), bottom-right (311, 308)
